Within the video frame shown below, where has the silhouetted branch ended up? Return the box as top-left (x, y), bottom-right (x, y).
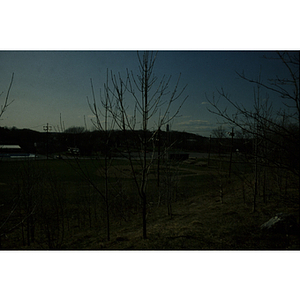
top-left (0, 73), bottom-right (14, 119)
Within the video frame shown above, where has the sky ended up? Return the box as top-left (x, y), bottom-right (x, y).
top-left (0, 50), bottom-right (294, 137)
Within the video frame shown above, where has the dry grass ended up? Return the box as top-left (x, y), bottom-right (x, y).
top-left (1, 158), bottom-right (299, 250)
top-left (61, 169), bottom-right (300, 250)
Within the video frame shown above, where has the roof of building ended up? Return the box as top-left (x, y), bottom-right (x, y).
top-left (0, 145), bottom-right (21, 149)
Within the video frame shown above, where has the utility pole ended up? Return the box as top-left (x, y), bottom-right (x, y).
top-left (43, 123), bottom-right (52, 159)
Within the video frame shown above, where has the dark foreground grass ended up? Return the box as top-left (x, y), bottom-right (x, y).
top-left (1, 157), bottom-right (299, 250)
top-left (60, 190), bottom-right (299, 250)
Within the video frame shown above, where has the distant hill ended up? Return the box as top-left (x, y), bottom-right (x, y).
top-left (0, 126), bottom-right (252, 155)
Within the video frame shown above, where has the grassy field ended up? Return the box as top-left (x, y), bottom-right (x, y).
top-left (0, 155), bottom-right (299, 250)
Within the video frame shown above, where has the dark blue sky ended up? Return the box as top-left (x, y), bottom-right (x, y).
top-left (0, 50), bottom-right (292, 136)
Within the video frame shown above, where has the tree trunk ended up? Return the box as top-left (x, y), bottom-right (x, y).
top-left (142, 192), bottom-right (147, 239)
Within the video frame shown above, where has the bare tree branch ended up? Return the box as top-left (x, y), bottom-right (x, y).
top-left (0, 73), bottom-right (14, 119)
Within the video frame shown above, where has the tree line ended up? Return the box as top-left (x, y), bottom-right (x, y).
top-left (0, 126), bottom-right (257, 156)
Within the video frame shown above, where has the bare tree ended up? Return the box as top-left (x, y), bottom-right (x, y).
top-left (57, 79), bottom-right (116, 242)
top-left (212, 125), bottom-right (227, 159)
top-left (85, 70), bottom-right (115, 241)
top-left (0, 73), bottom-right (15, 248)
top-left (64, 126), bottom-right (86, 134)
top-left (212, 125), bottom-right (227, 139)
top-left (107, 51), bottom-right (188, 239)
top-left (206, 51), bottom-right (299, 213)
